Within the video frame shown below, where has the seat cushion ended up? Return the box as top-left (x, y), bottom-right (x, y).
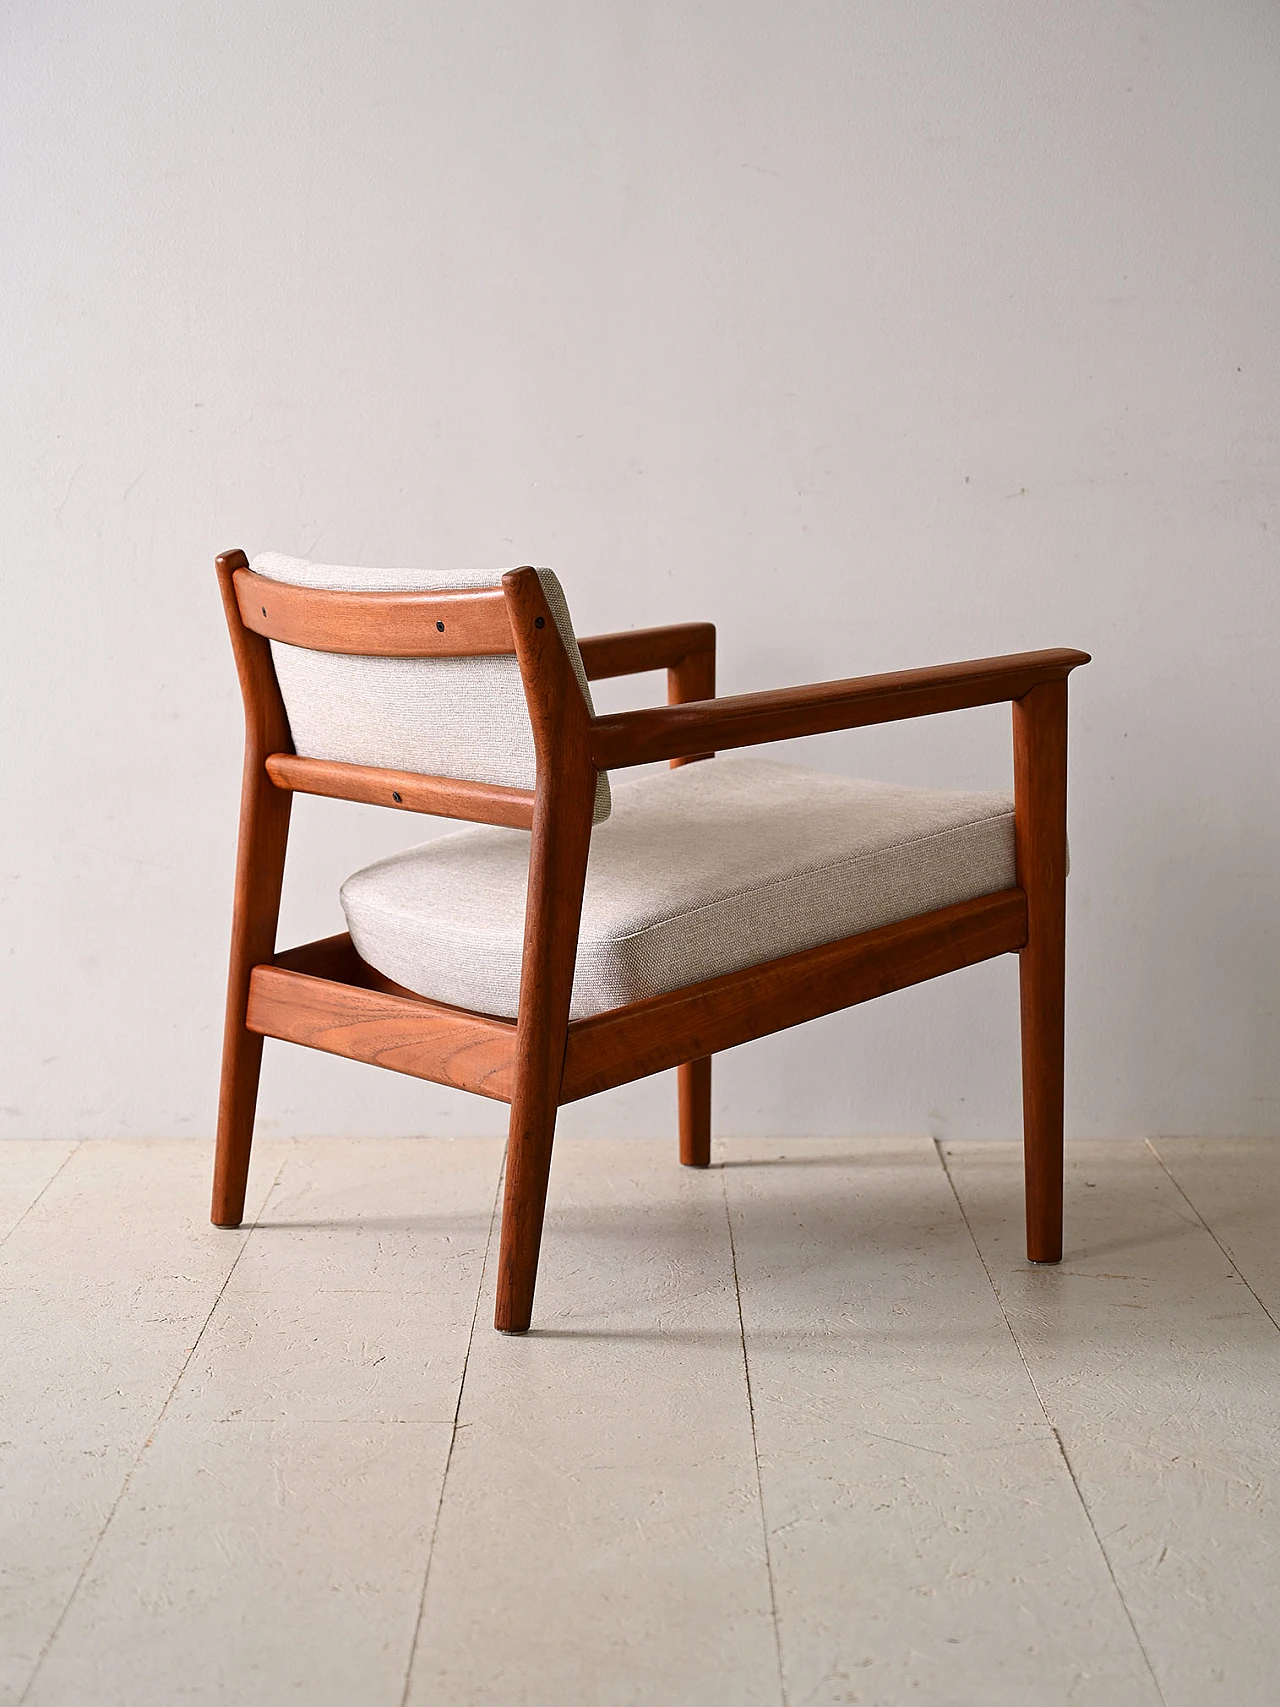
top-left (340, 758), bottom-right (1017, 1021)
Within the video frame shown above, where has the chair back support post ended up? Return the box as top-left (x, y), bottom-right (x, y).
top-left (1013, 677), bottom-right (1069, 1263)
top-left (494, 568), bottom-right (601, 1331)
top-left (212, 549), bottom-right (296, 1226)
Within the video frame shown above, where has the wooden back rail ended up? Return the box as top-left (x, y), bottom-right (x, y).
top-left (264, 754), bottom-right (537, 830)
top-left (233, 567), bottom-right (516, 657)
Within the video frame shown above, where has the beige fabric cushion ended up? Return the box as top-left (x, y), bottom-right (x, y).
top-left (339, 757), bottom-right (1016, 1021)
top-left (251, 553), bottom-right (611, 824)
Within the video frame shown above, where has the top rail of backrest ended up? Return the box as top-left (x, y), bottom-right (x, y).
top-left (233, 567), bottom-right (517, 658)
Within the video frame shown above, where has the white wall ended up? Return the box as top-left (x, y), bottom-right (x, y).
top-left (3, 0), bottom-right (1277, 1143)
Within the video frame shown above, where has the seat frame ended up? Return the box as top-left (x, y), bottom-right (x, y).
top-left (212, 548), bottom-right (1089, 1332)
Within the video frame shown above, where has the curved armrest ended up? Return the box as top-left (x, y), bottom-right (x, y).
top-left (589, 647), bottom-right (1090, 770)
top-left (578, 623), bottom-right (716, 681)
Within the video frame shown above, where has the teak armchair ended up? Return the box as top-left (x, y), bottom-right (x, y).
top-left (213, 548), bottom-right (1088, 1333)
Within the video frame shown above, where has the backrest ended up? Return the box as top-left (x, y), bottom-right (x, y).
top-left (251, 553), bottom-right (611, 823)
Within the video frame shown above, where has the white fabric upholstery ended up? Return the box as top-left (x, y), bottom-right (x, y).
top-left (251, 553), bottom-right (611, 823)
top-left (340, 757), bottom-right (1017, 1021)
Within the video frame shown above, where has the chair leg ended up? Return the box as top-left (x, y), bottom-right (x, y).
top-left (494, 1086), bottom-right (559, 1334)
top-left (1019, 932), bottom-right (1064, 1262)
top-left (211, 772), bottom-right (291, 1229)
top-left (678, 1057), bottom-right (712, 1167)
top-left (1013, 679), bottom-right (1068, 1263)
top-left (213, 1031), bottom-right (268, 1229)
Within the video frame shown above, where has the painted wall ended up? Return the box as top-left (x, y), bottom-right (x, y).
top-left (3, 1), bottom-right (1277, 1142)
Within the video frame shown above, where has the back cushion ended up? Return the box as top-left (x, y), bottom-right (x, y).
top-left (252, 553), bottom-right (611, 823)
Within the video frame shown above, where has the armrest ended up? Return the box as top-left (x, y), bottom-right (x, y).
top-left (577, 623), bottom-right (716, 681)
top-left (589, 647), bottom-right (1090, 770)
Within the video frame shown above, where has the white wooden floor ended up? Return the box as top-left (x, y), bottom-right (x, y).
top-left (2, 1135), bottom-right (1278, 1707)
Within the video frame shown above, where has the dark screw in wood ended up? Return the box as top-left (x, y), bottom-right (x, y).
top-left (534, 616), bottom-right (545, 629)
top-left (436, 620), bottom-right (445, 632)
top-left (392, 791), bottom-right (402, 802)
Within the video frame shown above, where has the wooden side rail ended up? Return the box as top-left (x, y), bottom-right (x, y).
top-left (589, 647), bottom-right (1090, 769)
top-left (234, 568), bottom-right (516, 657)
top-left (265, 754), bottom-right (536, 829)
top-left (247, 949), bottom-right (517, 1102)
top-left (578, 623), bottom-right (717, 681)
top-left (560, 889), bottom-right (1028, 1103)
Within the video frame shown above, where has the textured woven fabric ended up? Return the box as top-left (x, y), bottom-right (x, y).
top-left (340, 756), bottom-right (1017, 1020)
top-left (251, 553), bottom-right (611, 823)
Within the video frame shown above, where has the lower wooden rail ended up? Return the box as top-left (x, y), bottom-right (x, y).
top-left (248, 892), bottom-right (1026, 1111)
top-left (247, 942), bottom-right (518, 1101)
top-left (560, 888), bottom-right (1028, 1103)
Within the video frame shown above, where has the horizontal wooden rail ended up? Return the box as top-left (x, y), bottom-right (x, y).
top-left (560, 889), bottom-right (1028, 1103)
top-left (234, 568), bottom-right (516, 657)
top-left (248, 938), bottom-right (517, 1100)
top-left (589, 648), bottom-right (1090, 769)
top-left (265, 754), bottom-right (536, 829)
top-left (272, 932), bottom-right (430, 993)
top-left (578, 623), bottom-right (716, 681)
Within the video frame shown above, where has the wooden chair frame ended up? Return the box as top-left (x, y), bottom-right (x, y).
top-left (213, 548), bottom-right (1089, 1332)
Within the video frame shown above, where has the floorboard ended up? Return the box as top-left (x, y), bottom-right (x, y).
top-left (1149, 1136), bottom-right (1280, 1325)
top-left (725, 1138), bottom-right (1161, 1707)
top-left (12, 1138), bottom-right (500, 1707)
top-left (5, 1136), bottom-right (1280, 1706)
top-left (0, 1143), bottom-right (80, 1247)
top-left (944, 1138), bottom-right (1280, 1707)
top-left (404, 1138), bottom-right (781, 1707)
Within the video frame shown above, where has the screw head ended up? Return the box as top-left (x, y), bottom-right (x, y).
top-left (534, 616), bottom-right (545, 629)
top-left (436, 620), bottom-right (445, 632)
top-left (392, 790), bottom-right (402, 803)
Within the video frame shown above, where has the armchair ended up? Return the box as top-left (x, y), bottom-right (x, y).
top-left (213, 549), bottom-right (1087, 1332)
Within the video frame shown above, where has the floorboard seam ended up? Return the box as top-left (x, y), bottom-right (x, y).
top-left (721, 1163), bottom-right (788, 1707)
top-left (15, 1143), bottom-right (293, 1707)
top-left (0, 1140), bottom-right (85, 1250)
top-left (933, 1139), bottom-right (1170, 1707)
top-left (398, 1145), bottom-right (505, 1707)
top-left (1145, 1138), bottom-right (1280, 1335)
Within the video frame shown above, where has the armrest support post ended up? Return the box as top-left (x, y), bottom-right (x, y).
top-left (667, 638), bottom-right (716, 769)
top-left (1013, 678), bottom-right (1069, 1264)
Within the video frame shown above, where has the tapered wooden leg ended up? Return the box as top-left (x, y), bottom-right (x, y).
top-left (212, 772), bottom-right (291, 1227)
top-left (1013, 680), bottom-right (1068, 1263)
top-left (212, 548), bottom-right (295, 1229)
top-left (493, 567), bottom-right (597, 1332)
top-left (494, 1084), bottom-right (560, 1334)
top-left (678, 1057), bottom-right (712, 1166)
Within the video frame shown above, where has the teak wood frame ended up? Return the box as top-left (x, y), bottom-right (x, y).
top-left (213, 548), bottom-right (1089, 1332)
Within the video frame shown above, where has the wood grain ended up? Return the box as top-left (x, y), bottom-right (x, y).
top-left (667, 632), bottom-right (717, 770)
top-left (678, 1056), bottom-right (713, 1168)
top-left (578, 622), bottom-right (717, 681)
top-left (246, 965), bottom-right (517, 1101)
top-left (1014, 679), bottom-right (1069, 1263)
top-left (561, 890), bottom-right (1029, 1104)
top-left (590, 647), bottom-right (1091, 769)
top-left (212, 549), bottom-right (295, 1228)
top-left (234, 568), bottom-right (515, 657)
top-left (271, 931), bottom-right (447, 1000)
top-left (494, 568), bottom-right (600, 1332)
top-left (265, 753), bottom-right (535, 829)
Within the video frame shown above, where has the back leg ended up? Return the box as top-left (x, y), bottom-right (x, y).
top-left (679, 1057), bottom-right (712, 1167)
top-left (211, 776), bottom-right (291, 1227)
